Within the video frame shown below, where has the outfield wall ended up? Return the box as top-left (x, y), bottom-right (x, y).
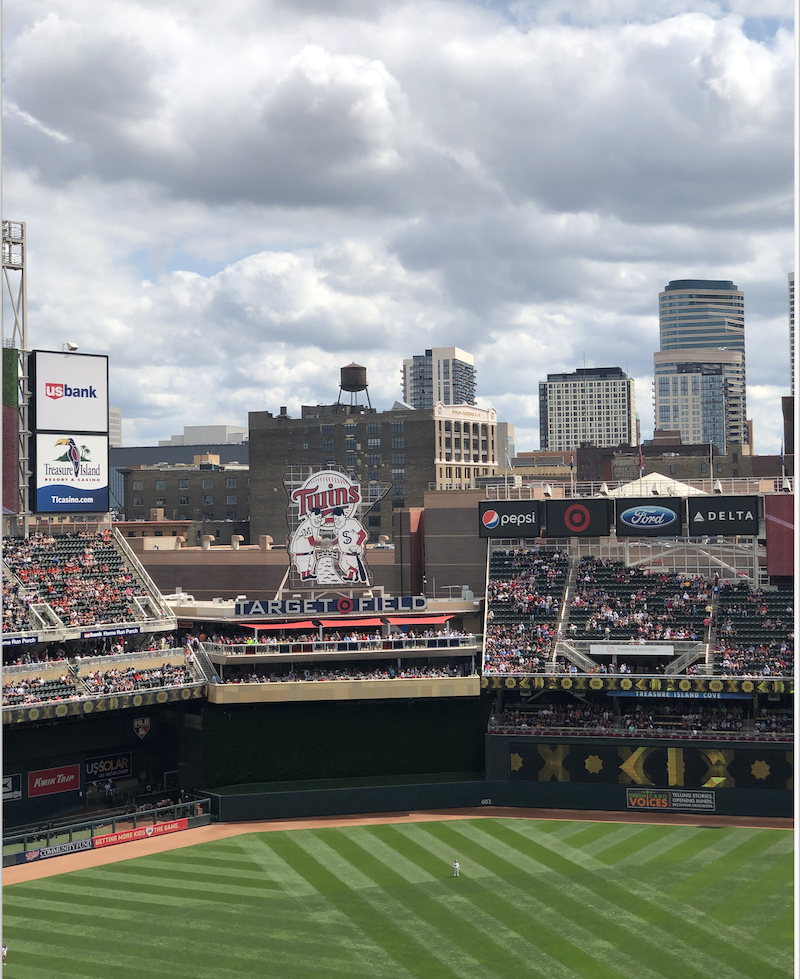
top-left (484, 734), bottom-right (793, 818)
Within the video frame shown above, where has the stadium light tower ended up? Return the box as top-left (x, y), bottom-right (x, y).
top-left (2, 220), bottom-right (31, 533)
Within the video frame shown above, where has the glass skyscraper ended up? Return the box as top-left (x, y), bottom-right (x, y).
top-left (655, 279), bottom-right (747, 449)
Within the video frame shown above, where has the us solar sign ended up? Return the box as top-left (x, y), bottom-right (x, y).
top-left (687, 496), bottom-right (759, 536)
top-left (478, 500), bottom-right (541, 538)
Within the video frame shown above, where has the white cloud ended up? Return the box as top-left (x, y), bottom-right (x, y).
top-left (3, 0), bottom-right (792, 456)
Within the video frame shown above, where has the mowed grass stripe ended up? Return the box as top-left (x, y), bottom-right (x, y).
top-left (668, 830), bottom-right (785, 903)
top-left (267, 831), bottom-right (458, 979)
top-left (318, 826), bottom-right (576, 979)
top-left (374, 823), bottom-right (652, 979)
top-left (240, 834), bottom-right (319, 895)
top-left (6, 916), bottom-right (359, 976)
top-left (497, 818), bottom-right (792, 973)
top-left (347, 824), bottom-right (588, 979)
top-left (434, 819), bottom-right (736, 979)
top-left (465, 818), bottom-right (788, 979)
top-left (609, 826), bottom-right (708, 868)
top-left (344, 826), bottom-right (439, 885)
top-left (560, 821), bottom-right (625, 849)
top-left (594, 825), bottom-right (684, 864)
top-left (577, 823), bottom-right (653, 858)
top-left (708, 854), bottom-right (794, 925)
top-left (617, 826), bottom-right (735, 880)
top-left (114, 855), bottom-right (287, 883)
top-left (295, 829), bottom-right (503, 979)
top-left (87, 863), bottom-right (283, 894)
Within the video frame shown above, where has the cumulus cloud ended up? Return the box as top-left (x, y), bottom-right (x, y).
top-left (2, 0), bottom-right (792, 453)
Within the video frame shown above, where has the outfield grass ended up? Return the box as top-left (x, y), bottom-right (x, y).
top-left (3, 818), bottom-right (793, 978)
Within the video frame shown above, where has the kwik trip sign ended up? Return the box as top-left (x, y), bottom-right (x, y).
top-left (615, 498), bottom-right (683, 537)
top-left (479, 500), bottom-right (541, 538)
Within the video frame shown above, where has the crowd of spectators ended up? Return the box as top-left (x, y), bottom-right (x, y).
top-left (83, 663), bottom-right (194, 695)
top-left (489, 700), bottom-right (791, 739)
top-left (3, 674), bottom-right (81, 707)
top-left (713, 642), bottom-right (792, 677)
top-left (204, 627), bottom-right (472, 647)
top-left (221, 662), bottom-right (475, 683)
top-left (483, 622), bottom-right (558, 673)
top-left (570, 559), bottom-right (710, 641)
top-left (3, 531), bottom-right (148, 629)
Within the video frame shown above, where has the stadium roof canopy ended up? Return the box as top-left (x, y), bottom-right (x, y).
top-left (607, 473), bottom-right (708, 498)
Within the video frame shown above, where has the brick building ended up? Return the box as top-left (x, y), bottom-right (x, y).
top-left (249, 401), bottom-right (500, 544)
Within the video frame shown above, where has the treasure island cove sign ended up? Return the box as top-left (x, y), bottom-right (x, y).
top-left (235, 466), bottom-right (427, 615)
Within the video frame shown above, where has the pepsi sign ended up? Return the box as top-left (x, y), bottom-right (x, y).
top-left (478, 500), bottom-right (541, 538)
top-left (615, 498), bottom-right (683, 537)
top-left (545, 499), bottom-right (611, 537)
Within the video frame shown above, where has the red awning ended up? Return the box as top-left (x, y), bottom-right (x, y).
top-left (318, 618), bottom-right (384, 628)
top-left (386, 615), bottom-right (454, 625)
top-left (240, 621), bottom-right (316, 631)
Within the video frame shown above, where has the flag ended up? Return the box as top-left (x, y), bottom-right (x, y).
top-left (638, 443), bottom-right (643, 476)
top-left (569, 454), bottom-right (574, 471)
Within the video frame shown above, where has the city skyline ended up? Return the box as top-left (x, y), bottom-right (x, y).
top-left (2, 1), bottom-right (792, 454)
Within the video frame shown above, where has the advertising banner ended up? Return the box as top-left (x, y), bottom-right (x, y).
top-left (31, 350), bottom-right (109, 433)
top-left (93, 818), bottom-right (189, 849)
top-left (545, 499), bottom-right (611, 537)
top-left (80, 626), bottom-right (141, 640)
top-left (3, 773), bottom-right (23, 802)
top-left (16, 839), bottom-right (94, 864)
top-left (508, 741), bottom-right (791, 790)
top-left (687, 496), bottom-right (759, 536)
top-left (85, 751), bottom-right (133, 783)
top-left (28, 764), bottom-right (81, 797)
top-left (764, 494), bottom-right (793, 577)
top-left (478, 500), bottom-right (541, 538)
top-left (590, 644), bottom-right (675, 657)
top-left (614, 498), bottom-right (683, 537)
top-left (4, 635), bottom-right (39, 646)
top-left (627, 789), bottom-right (715, 812)
top-left (34, 432), bottom-right (109, 513)
top-left (482, 675), bottom-right (791, 696)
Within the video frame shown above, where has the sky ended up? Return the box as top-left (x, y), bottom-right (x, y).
top-left (3, 0), bottom-right (794, 453)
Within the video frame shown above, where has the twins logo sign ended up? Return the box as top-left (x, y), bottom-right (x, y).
top-left (286, 468), bottom-right (377, 586)
top-left (478, 501), bottom-right (541, 538)
top-left (545, 499), bottom-right (611, 537)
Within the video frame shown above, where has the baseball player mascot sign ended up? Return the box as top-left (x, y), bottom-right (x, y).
top-left (287, 468), bottom-right (375, 586)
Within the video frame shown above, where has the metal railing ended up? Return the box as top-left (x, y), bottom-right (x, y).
top-left (487, 723), bottom-right (793, 742)
top-left (204, 635), bottom-right (482, 657)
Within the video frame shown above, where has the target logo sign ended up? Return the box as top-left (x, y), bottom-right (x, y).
top-left (545, 499), bottom-right (610, 537)
top-left (564, 504), bottom-right (591, 533)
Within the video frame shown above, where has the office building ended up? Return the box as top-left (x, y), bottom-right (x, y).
top-left (657, 279), bottom-right (748, 447)
top-left (653, 350), bottom-right (745, 454)
top-left (159, 424), bottom-right (248, 446)
top-left (249, 393), bottom-right (499, 543)
top-left (538, 367), bottom-right (636, 451)
top-left (789, 272), bottom-right (794, 396)
top-left (401, 347), bottom-right (476, 408)
top-left (108, 407), bottom-right (122, 448)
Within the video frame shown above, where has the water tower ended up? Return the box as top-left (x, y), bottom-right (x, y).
top-left (337, 363), bottom-right (372, 409)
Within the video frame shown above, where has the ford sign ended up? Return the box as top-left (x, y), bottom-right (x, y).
top-left (619, 505), bottom-right (678, 529)
top-left (614, 497), bottom-right (683, 537)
